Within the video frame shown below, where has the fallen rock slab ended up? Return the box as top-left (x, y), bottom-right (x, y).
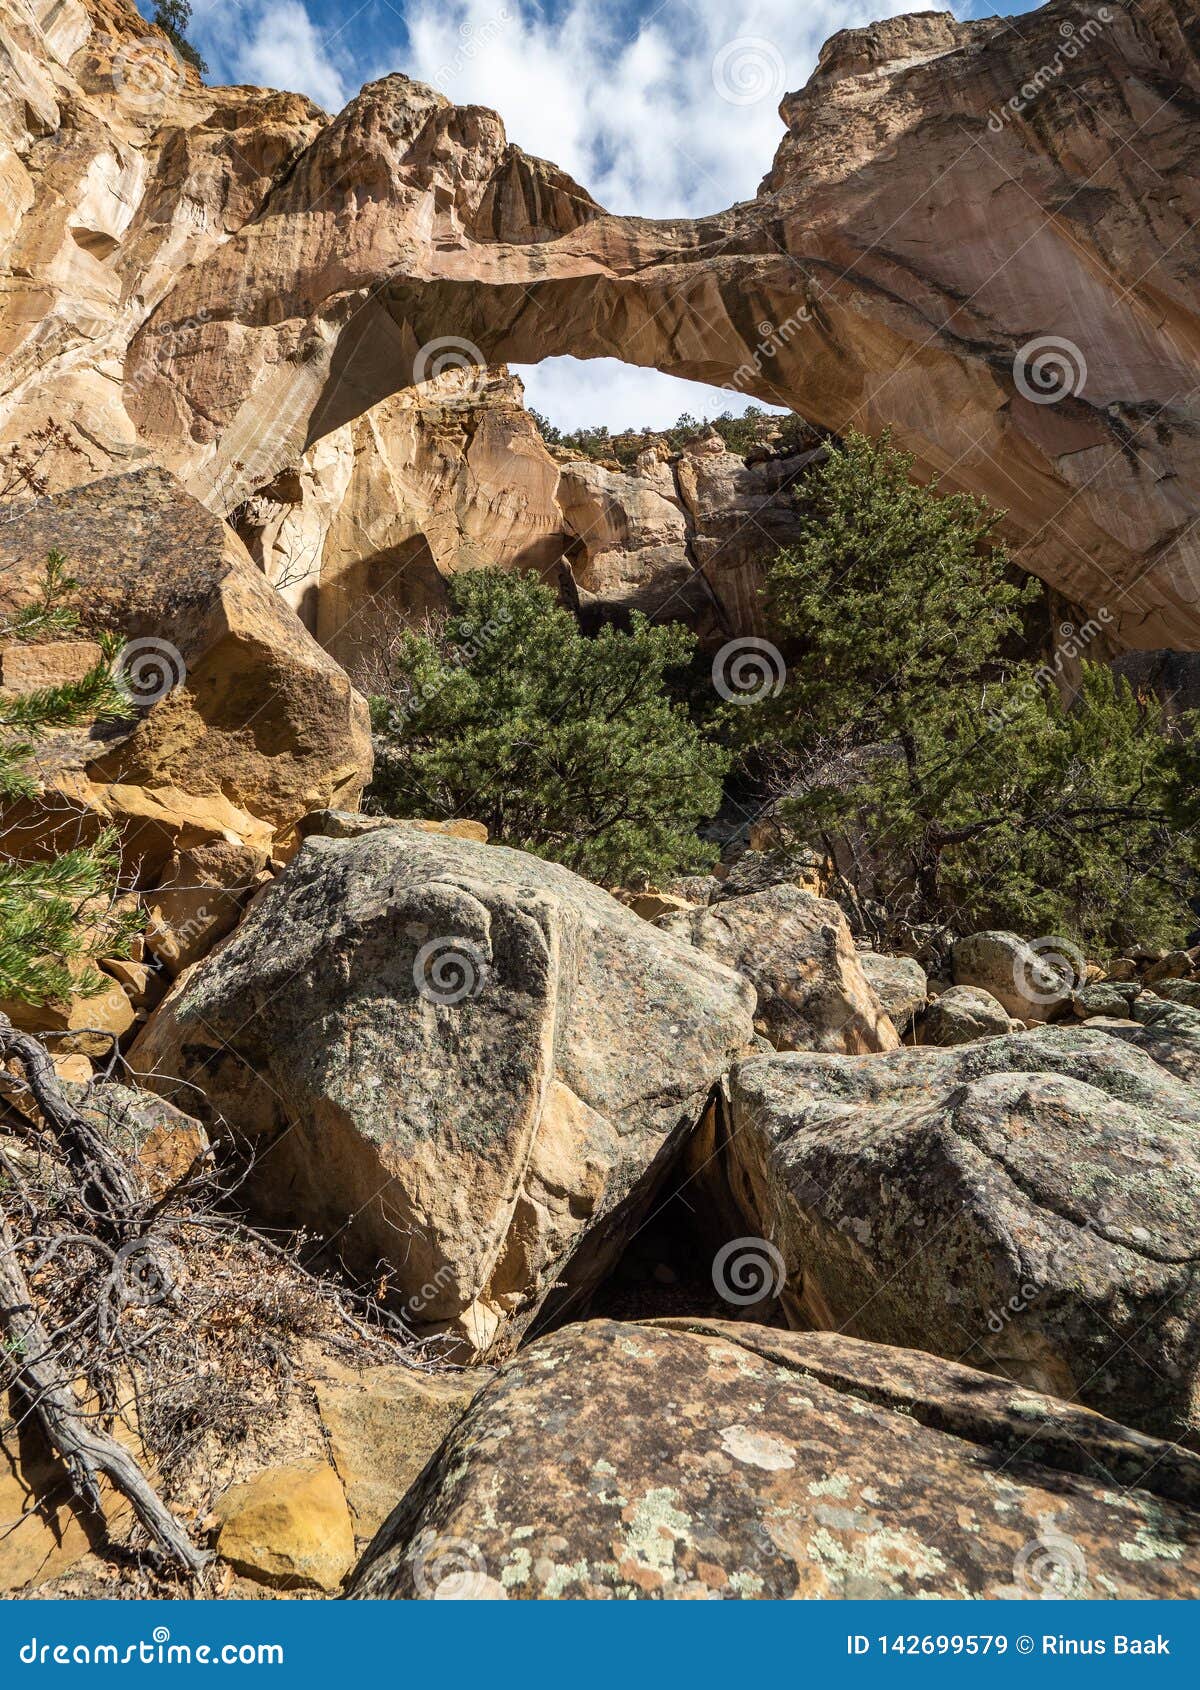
top-left (215, 1463), bottom-right (355, 1593)
top-left (0, 467), bottom-right (372, 858)
top-left (857, 952), bottom-right (926, 1034)
top-left (920, 984), bottom-right (1021, 1045)
top-left (348, 1319), bottom-right (1200, 1600)
top-left (314, 1361), bottom-right (488, 1543)
top-left (952, 930), bottom-right (1077, 1023)
top-left (721, 1027), bottom-right (1200, 1442)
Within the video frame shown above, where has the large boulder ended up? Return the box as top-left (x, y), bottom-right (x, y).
top-left (712, 847), bottom-right (824, 902)
top-left (349, 1319), bottom-right (1200, 1600)
top-left (131, 827), bottom-right (755, 1357)
top-left (857, 951), bottom-right (927, 1033)
top-left (657, 886), bottom-right (898, 1055)
top-left (920, 984), bottom-right (1021, 1045)
top-left (0, 467), bottom-right (371, 864)
top-left (952, 930), bottom-right (1077, 1023)
top-left (1087, 996), bottom-right (1200, 1088)
top-left (720, 1027), bottom-right (1200, 1442)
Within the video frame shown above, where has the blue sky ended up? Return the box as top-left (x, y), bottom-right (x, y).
top-left (164, 0), bottom-right (1044, 429)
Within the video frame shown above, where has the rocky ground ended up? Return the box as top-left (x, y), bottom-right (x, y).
top-left (5, 777), bottom-right (1200, 1598)
top-left (2, 0), bottom-right (1200, 1605)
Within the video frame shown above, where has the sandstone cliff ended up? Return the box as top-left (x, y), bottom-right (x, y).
top-left (3, 0), bottom-right (1198, 651)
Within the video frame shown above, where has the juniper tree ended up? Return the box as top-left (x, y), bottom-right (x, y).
top-left (738, 431), bottom-right (1200, 950)
top-left (367, 569), bottom-right (728, 885)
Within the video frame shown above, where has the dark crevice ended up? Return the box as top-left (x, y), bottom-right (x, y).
top-left (530, 1132), bottom-right (789, 1338)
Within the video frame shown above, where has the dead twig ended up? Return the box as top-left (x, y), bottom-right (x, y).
top-left (0, 1013), bottom-right (207, 1574)
top-left (0, 1212), bottom-right (207, 1572)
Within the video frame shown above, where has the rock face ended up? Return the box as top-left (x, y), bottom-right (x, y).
top-left (559, 435), bottom-right (814, 641)
top-left (657, 887), bottom-right (899, 1055)
top-left (233, 369), bottom-right (567, 669)
top-left (3, 0), bottom-right (1199, 652)
top-left (131, 826), bottom-right (755, 1357)
top-left (721, 1027), bottom-right (1200, 1442)
top-left (232, 389), bottom-right (815, 662)
top-left (0, 466), bottom-right (371, 861)
top-left (349, 1318), bottom-right (1200, 1599)
top-left (0, 1071), bottom-right (489, 1595)
top-left (0, 0), bottom-right (322, 490)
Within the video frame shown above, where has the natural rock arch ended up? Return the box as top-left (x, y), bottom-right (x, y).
top-left (121, 0), bottom-right (1200, 650)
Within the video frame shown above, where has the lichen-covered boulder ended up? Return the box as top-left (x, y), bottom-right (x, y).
top-left (657, 886), bottom-right (898, 1055)
top-left (131, 827), bottom-right (754, 1357)
top-left (920, 984), bottom-right (1020, 1045)
top-left (1073, 981), bottom-right (1142, 1019)
top-left (721, 1027), bottom-right (1200, 1442)
top-left (712, 847), bottom-right (824, 902)
top-left (348, 1319), bottom-right (1200, 1600)
top-left (1085, 996), bottom-right (1200, 1087)
top-left (952, 930), bottom-right (1075, 1022)
top-left (857, 951), bottom-right (926, 1033)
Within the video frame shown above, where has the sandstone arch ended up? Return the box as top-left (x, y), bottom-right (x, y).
top-left (120, 0), bottom-right (1200, 650)
top-left (3, 0), bottom-right (1198, 650)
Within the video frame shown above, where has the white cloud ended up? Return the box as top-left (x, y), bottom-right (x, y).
top-left (400, 0), bottom-right (920, 217)
top-left (190, 0), bottom-right (349, 111)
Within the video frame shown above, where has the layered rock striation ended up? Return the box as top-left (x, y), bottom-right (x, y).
top-left (2, 0), bottom-right (1198, 650)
